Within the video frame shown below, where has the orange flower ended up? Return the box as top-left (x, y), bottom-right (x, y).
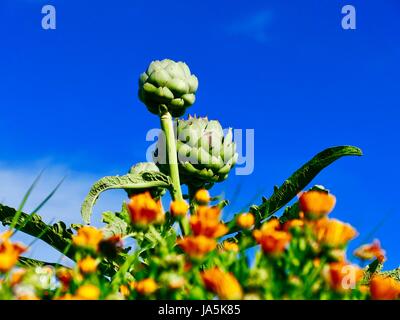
top-left (127, 192), bottom-right (164, 225)
top-left (221, 241), bottom-right (239, 253)
top-left (313, 218), bottom-right (357, 248)
top-left (134, 278), bottom-right (158, 295)
top-left (236, 213), bottom-right (255, 229)
top-left (354, 239), bottom-right (386, 262)
top-left (201, 267), bottom-right (243, 300)
top-left (190, 206), bottom-right (228, 238)
top-left (72, 226), bottom-right (103, 251)
top-left (194, 189), bottom-right (211, 204)
top-left (170, 200), bottom-right (189, 217)
top-left (370, 275), bottom-right (400, 300)
top-left (177, 235), bottom-right (216, 259)
top-left (299, 190), bottom-right (336, 219)
top-left (56, 268), bottom-right (74, 288)
top-left (10, 269), bottom-right (26, 286)
top-left (77, 256), bottom-right (98, 274)
top-left (324, 262), bottom-right (363, 291)
top-left (283, 219), bottom-right (304, 232)
top-left (0, 231), bottom-right (27, 273)
top-left (253, 219), bottom-right (291, 255)
top-left (76, 284), bottom-right (101, 300)
top-left (120, 285), bottom-right (130, 297)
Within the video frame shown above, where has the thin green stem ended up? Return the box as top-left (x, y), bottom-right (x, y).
top-left (160, 111), bottom-right (183, 201)
top-left (159, 111), bottom-right (190, 235)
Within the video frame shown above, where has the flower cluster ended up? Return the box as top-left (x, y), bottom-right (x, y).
top-left (0, 188), bottom-right (399, 300)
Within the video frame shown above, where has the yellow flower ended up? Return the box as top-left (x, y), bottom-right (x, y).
top-left (370, 275), bottom-right (400, 300)
top-left (324, 262), bottom-right (363, 292)
top-left (0, 231), bottom-right (27, 273)
top-left (221, 241), bottom-right (239, 253)
top-left (10, 269), bottom-right (26, 286)
top-left (177, 235), bottom-right (217, 259)
top-left (354, 239), bottom-right (386, 262)
top-left (190, 206), bottom-right (228, 238)
top-left (253, 219), bottom-right (291, 255)
top-left (72, 226), bottom-right (103, 251)
top-left (170, 200), bottom-right (189, 217)
top-left (77, 256), bottom-right (98, 274)
top-left (201, 267), bottom-right (243, 300)
top-left (120, 285), bottom-right (130, 297)
top-left (76, 284), bottom-right (101, 300)
top-left (18, 295), bottom-right (40, 300)
top-left (194, 189), bottom-right (211, 204)
top-left (236, 213), bottom-right (255, 229)
top-left (134, 278), bottom-right (158, 295)
top-left (127, 192), bottom-right (164, 225)
top-left (299, 190), bottom-right (336, 219)
top-left (283, 219), bottom-right (304, 232)
top-left (313, 218), bottom-right (357, 248)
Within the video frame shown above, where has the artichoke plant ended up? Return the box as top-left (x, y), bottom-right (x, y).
top-left (154, 116), bottom-right (238, 188)
top-left (138, 59), bottom-right (198, 117)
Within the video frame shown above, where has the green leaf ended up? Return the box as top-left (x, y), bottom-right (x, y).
top-left (81, 168), bottom-right (172, 224)
top-left (258, 145), bottom-right (362, 219)
top-left (225, 145), bottom-right (362, 238)
top-left (101, 208), bottom-right (130, 238)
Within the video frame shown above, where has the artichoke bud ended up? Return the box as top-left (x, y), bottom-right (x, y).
top-left (154, 116), bottom-right (238, 187)
top-left (126, 162), bottom-right (166, 199)
top-left (138, 59), bottom-right (198, 117)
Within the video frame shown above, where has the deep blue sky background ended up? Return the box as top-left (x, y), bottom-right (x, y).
top-left (0, 0), bottom-right (399, 269)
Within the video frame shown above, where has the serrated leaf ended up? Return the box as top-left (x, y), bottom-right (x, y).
top-left (101, 211), bottom-right (129, 238)
top-left (81, 170), bottom-right (172, 224)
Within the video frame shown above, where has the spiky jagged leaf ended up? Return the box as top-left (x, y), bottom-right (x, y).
top-left (226, 145), bottom-right (362, 237)
top-left (0, 204), bottom-right (75, 259)
top-left (101, 204), bottom-right (130, 238)
top-left (81, 170), bottom-right (172, 224)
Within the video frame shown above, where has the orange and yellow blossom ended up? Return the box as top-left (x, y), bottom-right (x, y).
top-left (177, 236), bottom-right (217, 259)
top-left (370, 275), bottom-right (400, 300)
top-left (299, 190), bottom-right (336, 219)
top-left (72, 226), bottom-right (103, 251)
top-left (170, 200), bottom-right (189, 217)
top-left (0, 231), bottom-right (27, 273)
top-left (324, 262), bottom-right (363, 292)
top-left (236, 213), bottom-right (255, 229)
top-left (190, 206), bottom-right (228, 238)
top-left (221, 241), bottom-right (239, 253)
top-left (354, 239), bottom-right (386, 262)
top-left (201, 267), bottom-right (243, 300)
top-left (253, 219), bottom-right (291, 255)
top-left (77, 256), bottom-right (98, 274)
top-left (313, 218), bottom-right (357, 248)
top-left (283, 219), bottom-right (304, 232)
top-left (127, 192), bottom-right (164, 225)
top-left (194, 189), bottom-right (211, 204)
top-left (56, 268), bottom-right (74, 288)
top-left (134, 278), bottom-right (158, 295)
top-left (76, 284), bottom-right (101, 300)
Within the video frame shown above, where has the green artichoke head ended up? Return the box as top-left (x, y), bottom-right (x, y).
top-left (138, 59), bottom-right (199, 117)
top-left (154, 116), bottom-right (238, 188)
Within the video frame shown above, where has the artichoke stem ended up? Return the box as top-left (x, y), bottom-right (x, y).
top-left (160, 111), bottom-right (189, 236)
top-left (160, 111), bottom-right (183, 201)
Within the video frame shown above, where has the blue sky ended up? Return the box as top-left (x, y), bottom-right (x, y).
top-left (0, 0), bottom-right (399, 269)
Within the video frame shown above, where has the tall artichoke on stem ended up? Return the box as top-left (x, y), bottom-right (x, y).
top-left (139, 59), bottom-right (198, 235)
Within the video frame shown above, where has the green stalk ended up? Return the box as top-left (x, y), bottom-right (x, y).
top-left (159, 110), bottom-right (189, 235)
top-left (160, 111), bottom-right (183, 201)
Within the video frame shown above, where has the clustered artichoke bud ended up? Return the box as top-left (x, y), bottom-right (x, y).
top-left (138, 59), bottom-right (199, 117)
top-left (154, 116), bottom-right (238, 188)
